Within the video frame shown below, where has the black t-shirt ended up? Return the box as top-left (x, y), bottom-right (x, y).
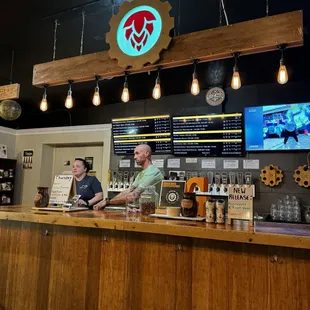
top-left (75, 175), bottom-right (102, 202)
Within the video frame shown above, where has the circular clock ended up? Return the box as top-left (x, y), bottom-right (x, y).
top-left (206, 87), bottom-right (225, 106)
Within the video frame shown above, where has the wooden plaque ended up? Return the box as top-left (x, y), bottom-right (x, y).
top-left (260, 165), bottom-right (283, 187)
top-left (0, 83), bottom-right (20, 100)
top-left (293, 165), bottom-right (310, 188)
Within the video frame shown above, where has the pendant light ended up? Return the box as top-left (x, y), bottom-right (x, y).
top-left (152, 67), bottom-right (161, 100)
top-left (277, 44), bottom-right (288, 85)
top-left (231, 52), bottom-right (241, 90)
top-left (40, 84), bottom-right (48, 112)
top-left (65, 80), bottom-right (74, 109)
top-left (191, 60), bottom-right (200, 95)
top-left (121, 73), bottom-right (129, 103)
top-left (92, 75), bottom-right (101, 106)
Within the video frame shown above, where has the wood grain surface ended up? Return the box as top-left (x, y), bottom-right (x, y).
top-left (0, 205), bottom-right (309, 250)
top-left (32, 11), bottom-right (303, 87)
top-left (0, 220), bottom-right (309, 310)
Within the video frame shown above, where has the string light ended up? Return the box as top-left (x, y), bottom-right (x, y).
top-left (121, 73), bottom-right (129, 103)
top-left (191, 60), bottom-right (200, 95)
top-left (92, 75), bottom-right (101, 106)
top-left (152, 67), bottom-right (161, 100)
top-left (65, 80), bottom-right (74, 109)
top-left (231, 52), bottom-right (241, 90)
top-left (40, 84), bottom-right (48, 112)
top-left (277, 44), bottom-right (288, 85)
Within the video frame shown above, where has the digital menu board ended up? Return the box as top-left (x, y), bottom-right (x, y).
top-left (172, 113), bottom-right (244, 156)
top-left (112, 115), bottom-right (172, 154)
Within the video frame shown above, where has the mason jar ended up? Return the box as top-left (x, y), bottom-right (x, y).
top-left (139, 185), bottom-right (159, 215)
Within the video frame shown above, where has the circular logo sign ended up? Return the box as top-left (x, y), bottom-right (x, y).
top-left (165, 190), bottom-right (179, 205)
top-left (117, 6), bottom-right (162, 57)
top-left (206, 87), bottom-right (225, 106)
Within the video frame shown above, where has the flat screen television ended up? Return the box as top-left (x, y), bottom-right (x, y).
top-left (245, 103), bottom-right (310, 151)
top-left (172, 113), bottom-right (244, 157)
top-left (112, 115), bottom-right (172, 155)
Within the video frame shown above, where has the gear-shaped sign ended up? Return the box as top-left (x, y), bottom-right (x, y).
top-left (106, 0), bottom-right (174, 70)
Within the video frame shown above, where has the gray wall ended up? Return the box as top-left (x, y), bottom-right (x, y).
top-left (108, 85), bottom-right (310, 215)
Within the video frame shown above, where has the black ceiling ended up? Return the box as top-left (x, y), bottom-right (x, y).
top-left (0, 0), bottom-right (310, 128)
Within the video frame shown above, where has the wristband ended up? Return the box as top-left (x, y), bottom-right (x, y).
top-left (86, 200), bottom-right (89, 206)
top-left (105, 198), bottom-right (111, 206)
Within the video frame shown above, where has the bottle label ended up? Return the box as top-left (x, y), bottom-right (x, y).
top-left (181, 199), bottom-right (193, 209)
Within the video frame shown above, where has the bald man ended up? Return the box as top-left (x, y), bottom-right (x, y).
top-left (94, 144), bottom-right (163, 210)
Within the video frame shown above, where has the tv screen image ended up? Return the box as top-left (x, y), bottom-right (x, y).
top-left (245, 103), bottom-right (310, 151)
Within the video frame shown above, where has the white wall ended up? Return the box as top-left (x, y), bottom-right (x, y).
top-left (0, 127), bottom-right (16, 159)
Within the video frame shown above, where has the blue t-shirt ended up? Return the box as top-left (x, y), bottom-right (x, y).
top-left (75, 175), bottom-right (102, 202)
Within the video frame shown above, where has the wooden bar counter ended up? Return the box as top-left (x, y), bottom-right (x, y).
top-left (0, 206), bottom-right (309, 310)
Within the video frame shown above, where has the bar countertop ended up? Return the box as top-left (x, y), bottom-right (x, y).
top-left (0, 205), bottom-right (309, 249)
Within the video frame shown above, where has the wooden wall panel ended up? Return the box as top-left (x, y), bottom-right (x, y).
top-left (47, 226), bottom-right (91, 310)
top-left (0, 220), bottom-right (309, 310)
top-left (125, 232), bottom-right (177, 310)
top-left (228, 243), bottom-right (269, 310)
top-left (35, 224), bottom-right (53, 310)
top-left (192, 239), bottom-right (230, 310)
top-left (174, 237), bottom-right (192, 310)
top-left (268, 246), bottom-right (310, 310)
top-left (0, 220), bottom-right (11, 309)
top-left (0, 222), bottom-right (42, 310)
top-left (98, 230), bottom-right (128, 310)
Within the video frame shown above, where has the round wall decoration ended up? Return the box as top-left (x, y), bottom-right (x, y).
top-left (293, 165), bottom-right (310, 188)
top-left (206, 87), bottom-right (225, 106)
top-left (106, 0), bottom-right (174, 70)
top-left (260, 165), bottom-right (283, 187)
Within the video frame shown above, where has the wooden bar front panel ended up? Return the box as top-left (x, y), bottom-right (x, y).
top-left (0, 220), bottom-right (309, 310)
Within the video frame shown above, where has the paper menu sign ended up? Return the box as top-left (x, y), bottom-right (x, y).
top-left (119, 159), bottom-right (131, 168)
top-left (49, 175), bottom-right (74, 204)
top-left (228, 185), bottom-right (254, 220)
top-left (243, 160), bottom-right (259, 169)
top-left (223, 160), bottom-right (239, 169)
top-left (167, 158), bottom-right (180, 168)
top-left (201, 159), bottom-right (216, 169)
top-left (152, 159), bottom-right (164, 168)
top-left (186, 158), bottom-right (198, 164)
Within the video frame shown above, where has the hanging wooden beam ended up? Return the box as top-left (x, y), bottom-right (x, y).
top-left (0, 83), bottom-right (20, 100)
top-left (33, 10), bottom-right (303, 88)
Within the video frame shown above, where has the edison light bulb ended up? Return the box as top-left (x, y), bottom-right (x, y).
top-left (65, 93), bottom-right (73, 109)
top-left (277, 64), bottom-right (288, 84)
top-left (231, 68), bottom-right (241, 90)
top-left (40, 97), bottom-right (48, 112)
top-left (92, 87), bottom-right (101, 106)
top-left (191, 76), bottom-right (200, 95)
top-left (152, 79), bottom-right (161, 100)
top-left (121, 86), bottom-right (129, 103)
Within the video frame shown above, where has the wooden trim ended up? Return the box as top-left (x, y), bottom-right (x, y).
top-left (32, 11), bottom-right (303, 87)
top-left (0, 206), bottom-right (309, 249)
